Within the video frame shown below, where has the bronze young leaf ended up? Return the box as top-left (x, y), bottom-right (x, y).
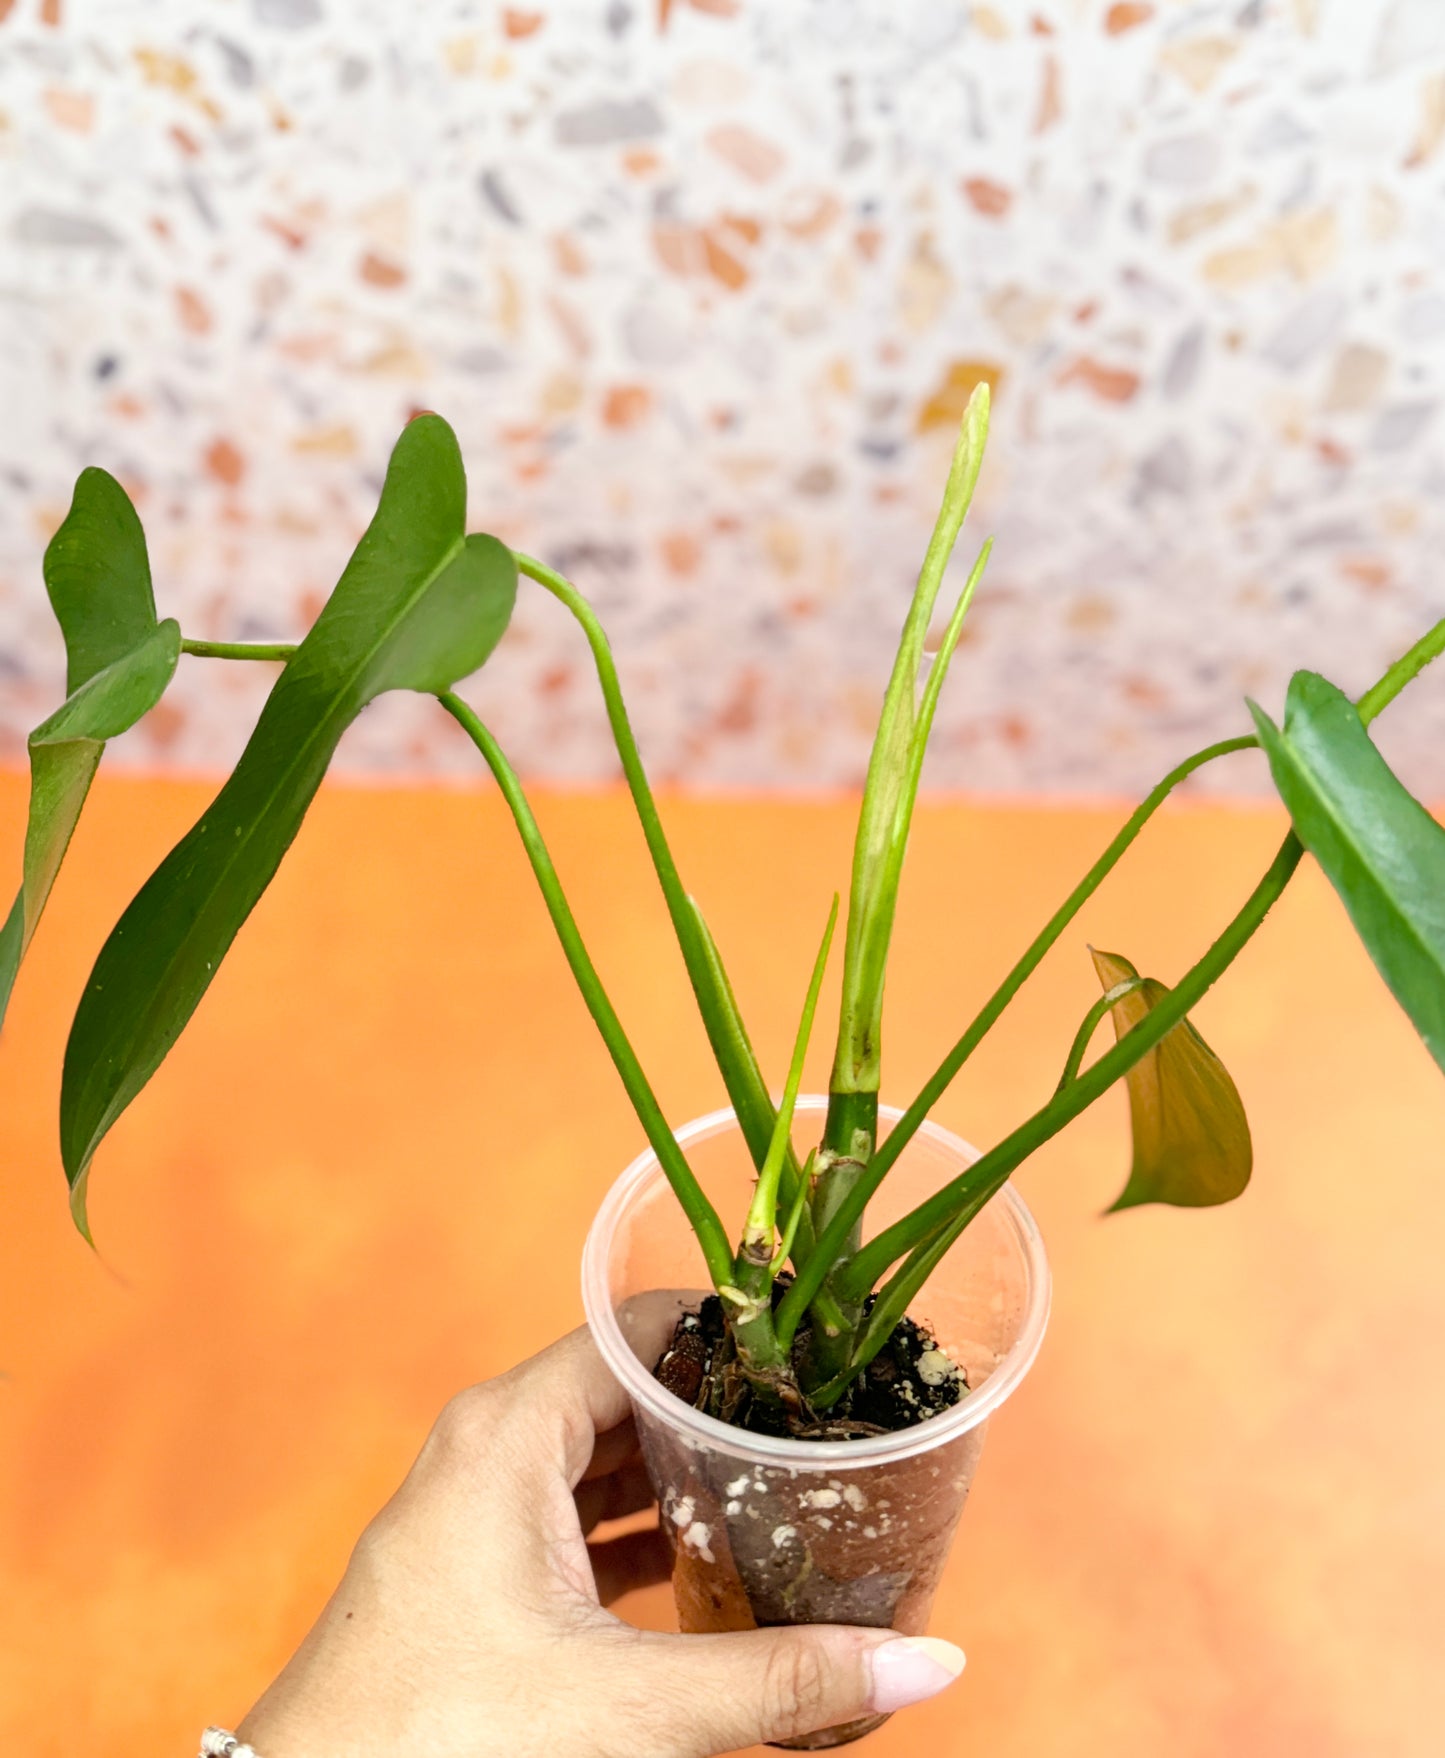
top-left (1089, 948), bottom-right (1252, 1213)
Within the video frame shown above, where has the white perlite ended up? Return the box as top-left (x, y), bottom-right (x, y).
top-left (916, 1348), bottom-right (956, 1387)
top-left (800, 1488), bottom-right (842, 1509)
top-left (681, 1521), bottom-right (715, 1564)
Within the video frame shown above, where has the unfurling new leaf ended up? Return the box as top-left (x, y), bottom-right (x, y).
top-left (1089, 948), bottom-right (1252, 1212)
top-left (59, 414), bottom-right (518, 1232)
top-left (1251, 672), bottom-right (1445, 1076)
top-left (0, 469), bottom-right (179, 1031)
top-left (831, 384), bottom-right (990, 1101)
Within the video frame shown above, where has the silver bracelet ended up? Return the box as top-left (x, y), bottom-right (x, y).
top-left (200, 1730), bottom-right (261, 1758)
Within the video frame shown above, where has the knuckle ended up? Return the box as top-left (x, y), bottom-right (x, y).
top-left (431, 1382), bottom-right (498, 1458)
top-left (346, 1515), bottom-right (392, 1583)
top-left (763, 1638), bottom-right (833, 1735)
top-left (554, 1402), bottom-right (595, 1479)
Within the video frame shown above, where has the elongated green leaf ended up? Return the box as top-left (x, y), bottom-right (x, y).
top-left (0, 894), bottom-right (22, 1026)
top-left (1250, 672), bottom-right (1445, 1075)
top-left (61, 414), bottom-right (517, 1228)
top-left (0, 471), bottom-right (175, 1030)
top-left (832, 384), bottom-right (990, 1096)
top-left (1090, 948), bottom-right (1252, 1212)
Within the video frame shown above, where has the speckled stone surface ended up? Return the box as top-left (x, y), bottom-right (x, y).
top-left (1, 0), bottom-right (1443, 794)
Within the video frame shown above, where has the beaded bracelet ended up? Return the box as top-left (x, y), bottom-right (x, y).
top-left (200, 1729), bottom-right (261, 1758)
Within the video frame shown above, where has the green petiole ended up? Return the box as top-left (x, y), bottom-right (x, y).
top-left (180, 637), bottom-right (298, 662)
top-left (771, 1149), bottom-right (816, 1276)
top-left (54, 427), bottom-right (1438, 1421)
top-left (741, 895), bottom-right (839, 1255)
top-left (826, 610), bottom-right (1445, 1314)
top-left (435, 689), bottom-right (735, 1291)
top-left (775, 729), bottom-right (1256, 1345)
top-left (514, 553), bottom-right (813, 1240)
top-left (1054, 977), bottom-right (1149, 1093)
top-left (834, 831), bottom-right (1306, 1309)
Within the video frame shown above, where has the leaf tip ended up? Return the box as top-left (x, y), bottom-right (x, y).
top-left (67, 1166), bottom-right (96, 1249)
top-left (1244, 696), bottom-right (1278, 738)
top-left (1088, 945), bottom-right (1137, 988)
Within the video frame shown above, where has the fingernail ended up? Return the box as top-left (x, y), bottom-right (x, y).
top-left (868, 1636), bottom-right (966, 1713)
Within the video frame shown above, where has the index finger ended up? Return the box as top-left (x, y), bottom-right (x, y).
top-left (501, 1299), bottom-right (684, 1487)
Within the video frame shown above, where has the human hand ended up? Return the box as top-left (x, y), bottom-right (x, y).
top-left (236, 1325), bottom-right (965, 1757)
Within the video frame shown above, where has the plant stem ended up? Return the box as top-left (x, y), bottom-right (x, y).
top-left (809, 1208), bottom-right (968, 1410)
top-left (687, 898), bottom-right (822, 1271)
top-left (1054, 978), bottom-right (1148, 1093)
top-left (818, 1088), bottom-right (880, 1181)
top-left (836, 830), bottom-right (1305, 1305)
top-left (725, 903), bottom-right (837, 1383)
top-left (814, 539), bottom-right (992, 1243)
top-left (436, 689), bottom-right (734, 1290)
top-left (808, 525), bottom-right (994, 1388)
top-left (777, 1085), bottom-right (880, 1370)
top-left (741, 895), bottom-right (838, 1254)
top-left (806, 611), bottom-right (1445, 1354)
top-left (871, 734), bottom-right (1257, 1180)
top-left (1356, 615), bottom-right (1445, 723)
top-left (771, 1151), bottom-right (815, 1275)
top-left (774, 730), bottom-right (1255, 1345)
top-left (180, 637), bottom-right (298, 661)
top-left (514, 552), bottom-right (814, 1245)
top-left (814, 1087), bottom-right (880, 1247)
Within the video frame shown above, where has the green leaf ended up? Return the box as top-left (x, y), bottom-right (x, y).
top-left (1090, 948), bottom-right (1252, 1212)
top-left (1250, 671), bottom-right (1445, 1075)
top-left (832, 383), bottom-right (990, 1097)
top-left (0, 894), bottom-right (21, 1026)
top-left (60, 414), bottom-right (517, 1229)
top-left (44, 466), bottom-right (162, 693)
top-left (0, 471), bottom-right (176, 1031)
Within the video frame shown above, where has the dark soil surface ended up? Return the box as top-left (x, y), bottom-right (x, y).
top-left (653, 1273), bottom-right (966, 1441)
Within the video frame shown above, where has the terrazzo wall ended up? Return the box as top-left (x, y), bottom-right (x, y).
top-left (2, 0), bottom-right (1444, 795)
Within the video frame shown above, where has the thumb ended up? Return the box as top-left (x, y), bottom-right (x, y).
top-left (613, 1624), bottom-right (965, 1755)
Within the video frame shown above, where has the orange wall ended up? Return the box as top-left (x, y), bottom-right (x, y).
top-left (2, 770), bottom-right (1443, 1756)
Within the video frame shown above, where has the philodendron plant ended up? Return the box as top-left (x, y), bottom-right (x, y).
top-left (4, 389), bottom-right (1444, 1428)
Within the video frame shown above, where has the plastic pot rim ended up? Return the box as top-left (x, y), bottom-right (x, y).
top-left (582, 1095), bottom-right (1052, 1470)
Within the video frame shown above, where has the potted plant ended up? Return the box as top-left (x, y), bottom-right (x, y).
top-left (4, 390), bottom-right (1442, 1749)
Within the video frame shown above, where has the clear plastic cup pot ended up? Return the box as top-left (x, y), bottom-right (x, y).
top-left (582, 1097), bottom-right (1050, 1750)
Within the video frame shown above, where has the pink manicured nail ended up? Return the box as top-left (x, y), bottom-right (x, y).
top-left (868, 1637), bottom-right (966, 1712)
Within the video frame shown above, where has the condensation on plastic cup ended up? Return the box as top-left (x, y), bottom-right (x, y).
top-left (582, 1096), bottom-right (1051, 1470)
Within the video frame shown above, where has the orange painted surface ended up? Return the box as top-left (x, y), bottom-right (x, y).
top-left (2, 771), bottom-right (1444, 1755)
